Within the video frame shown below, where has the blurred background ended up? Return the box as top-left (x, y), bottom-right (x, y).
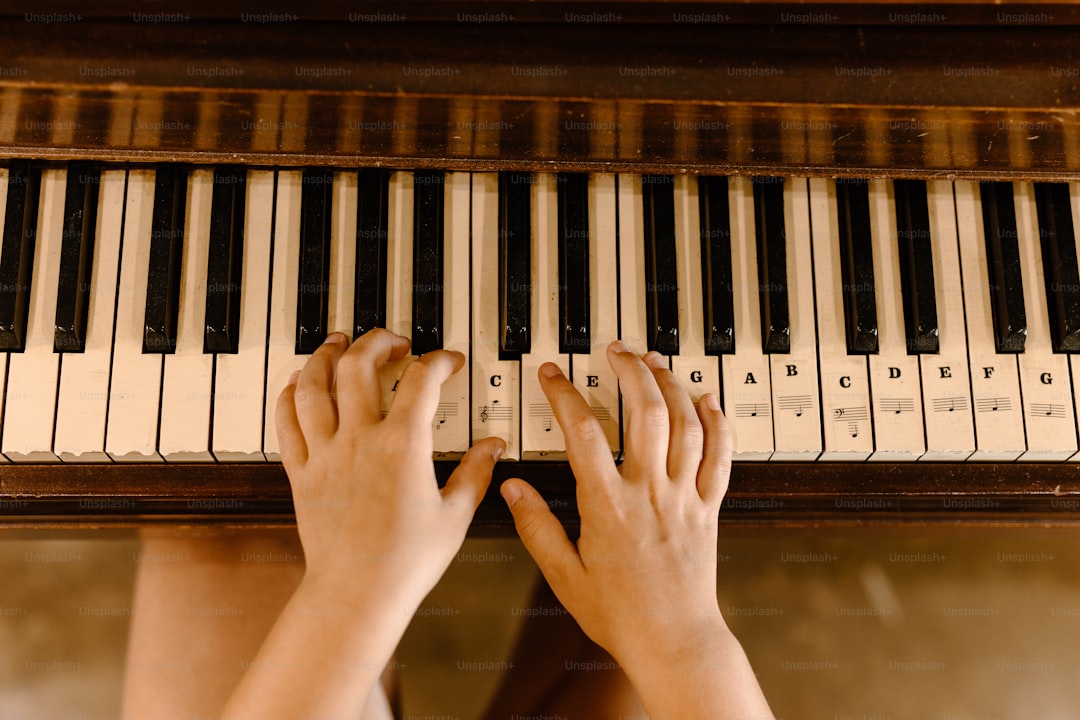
top-left (1, 526), bottom-right (1078, 719)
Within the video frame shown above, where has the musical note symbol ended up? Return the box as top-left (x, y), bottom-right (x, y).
top-left (850, 421), bottom-right (859, 438)
top-left (750, 409), bottom-right (758, 417)
top-left (992, 401), bottom-right (999, 412)
top-left (544, 416), bottom-right (552, 432)
top-left (947, 400), bottom-right (956, 412)
top-left (438, 411), bottom-right (447, 425)
top-left (795, 407), bottom-right (803, 417)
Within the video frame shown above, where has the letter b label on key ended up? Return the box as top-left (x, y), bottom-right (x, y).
top-left (786, 364), bottom-right (798, 376)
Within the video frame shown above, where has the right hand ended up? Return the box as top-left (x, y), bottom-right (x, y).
top-left (501, 340), bottom-right (734, 664)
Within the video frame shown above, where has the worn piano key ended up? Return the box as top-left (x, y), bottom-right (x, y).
top-left (955, 181), bottom-right (1025, 461)
top-left (835, 178), bottom-right (879, 354)
top-left (724, 177), bottom-right (775, 460)
top-left (295, 167), bottom-right (333, 354)
top-left (893, 179), bottom-right (940, 354)
top-left (107, 170), bottom-right (165, 461)
top-left (1012, 182), bottom-right (1078, 460)
top-left (433, 172), bottom-right (471, 457)
top-left (522, 173), bottom-right (569, 458)
top-left (412, 170), bottom-right (444, 355)
top-left (809, 178), bottom-right (873, 460)
top-left (203, 166), bottom-right (245, 354)
top-left (327, 172), bottom-right (356, 342)
top-left (212, 170), bottom-right (273, 461)
top-left (979, 182), bottom-right (1026, 353)
top-left (499, 171), bottom-right (531, 357)
top-left (3, 169), bottom-right (65, 461)
top-left (474, 173), bottom-right (521, 459)
top-left (143, 163), bottom-right (187, 354)
top-left (573, 173), bottom-right (620, 456)
top-left (1033, 182), bottom-right (1080, 353)
top-left (0, 160), bottom-right (41, 351)
top-left (642, 174), bottom-right (680, 355)
top-left (53, 163), bottom-right (99, 353)
top-left (558, 172), bottom-right (590, 355)
top-left (769, 177), bottom-right (823, 460)
top-left (55, 170), bottom-right (126, 461)
top-left (671, 176), bottom-right (720, 409)
top-left (380, 171), bottom-right (414, 415)
top-left (353, 167), bottom-right (389, 338)
top-left (753, 176), bottom-right (790, 354)
top-left (159, 169), bottom-right (214, 461)
top-left (866, 180), bottom-right (926, 460)
top-left (698, 175), bottom-right (735, 355)
top-left (918, 180), bottom-right (976, 461)
top-left (618, 175), bottom-right (651, 448)
top-left (263, 171), bottom-right (308, 460)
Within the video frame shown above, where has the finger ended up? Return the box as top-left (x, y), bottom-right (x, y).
top-left (501, 478), bottom-right (582, 589)
top-left (275, 371), bottom-right (308, 470)
top-left (642, 351), bottom-right (704, 482)
top-left (441, 438), bottom-right (505, 521)
top-left (696, 393), bottom-right (733, 508)
top-left (388, 349), bottom-right (465, 432)
top-left (334, 328), bottom-right (411, 425)
top-left (536, 363), bottom-right (619, 490)
top-left (605, 341), bottom-right (669, 478)
top-left (294, 332), bottom-right (350, 439)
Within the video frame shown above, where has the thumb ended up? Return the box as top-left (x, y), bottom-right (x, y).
top-left (501, 478), bottom-right (580, 584)
top-left (442, 437), bottom-right (504, 519)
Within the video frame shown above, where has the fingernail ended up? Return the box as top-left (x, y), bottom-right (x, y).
top-left (287, 370), bottom-right (300, 384)
top-left (610, 340), bottom-right (630, 354)
top-left (540, 363), bottom-right (562, 378)
top-left (703, 393), bottom-right (721, 411)
top-left (326, 332), bottom-right (349, 346)
top-left (501, 480), bottom-right (522, 506)
top-left (491, 440), bottom-right (505, 461)
top-left (644, 351), bottom-right (666, 369)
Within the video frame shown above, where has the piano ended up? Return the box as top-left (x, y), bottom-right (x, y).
top-left (2, 2), bottom-right (1080, 530)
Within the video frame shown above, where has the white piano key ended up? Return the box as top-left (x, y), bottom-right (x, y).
top-left (1013, 182), bottom-right (1078, 461)
top-left (432, 172), bottom-right (470, 457)
top-left (106, 170), bottom-right (164, 462)
top-left (617, 175), bottom-right (651, 451)
top-left (954, 181), bottom-right (1025, 461)
top-left (522, 174), bottom-right (568, 459)
top-left (866, 180), bottom-right (926, 461)
top-left (55, 170), bottom-right (125, 462)
top-left (724, 177), bottom-right (774, 461)
top-left (0, 169), bottom-right (8, 463)
top-left (2, 168), bottom-right (65, 462)
top-left (263, 171), bottom-right (308, 461)
top-left (670, 176), bottom-right (720, 408)
top-left (157, 170), bottom-right (214, 461)
top-left (919, 180), bottom-right (976, 461)
top-left (769, 178), bottom-right (823, 461)
top-left (212, 170), bottom-right (273, 462)
top-left (328, 171), bottom-right (357, 337)
top-left (572, 173), bottom-right (620, 455)
top-left (380, 171), bottom-right (414, 418)
top-left (808, 178), bottom-right (873, 460)
top-left (472, 173), bottom-right (520, 459)
top-left (1070, 183), bottom-right (1080, 462)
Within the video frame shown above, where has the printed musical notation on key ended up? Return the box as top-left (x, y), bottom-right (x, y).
top-left (975, 397), bottom-right (1011, 413)
top-left (931, 396), bottom-right (968, 413)
top-left (477, 400), bottom-right (513, 423)
top-left (777, 394), bottom-right (814, 418)
top-left (879, 397), bottom-right (915, 415)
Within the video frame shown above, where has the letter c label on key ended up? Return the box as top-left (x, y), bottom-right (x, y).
top-left (1041, 372), bottom-right (1052, 385)
top-left (490, 374), bottom-right (502, 387)
top-left (586, 375), bottom-right (599, 387)
top-left (839, 376), bottom-right (851, 388)
top-left (690, 370), bottom-right (703, 383)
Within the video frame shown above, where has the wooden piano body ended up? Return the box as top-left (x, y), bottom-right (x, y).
top-left (1, 2), bottom-right (1080, 530)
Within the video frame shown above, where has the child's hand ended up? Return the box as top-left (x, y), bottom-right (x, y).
top-left (501, 341), bottom-right (732, 665)
top-left (276, 329), bottom-right (504, 606)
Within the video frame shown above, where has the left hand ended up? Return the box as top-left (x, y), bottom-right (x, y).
top-left (275, 328), bottom-right (504, 606)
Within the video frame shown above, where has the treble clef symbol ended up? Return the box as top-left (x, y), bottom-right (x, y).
top-left (480, 406), bottom-right (489, 422)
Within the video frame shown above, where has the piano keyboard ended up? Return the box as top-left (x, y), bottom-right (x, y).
top-left (2, 162), bottom-right (1080, 465)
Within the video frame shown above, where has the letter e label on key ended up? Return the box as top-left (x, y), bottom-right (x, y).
top-left (939, 366), bottom-right (951, 378)
top-left (586, 375), bottom-right (598, 387)
top-left (839, 376), bottom-right (851, 388)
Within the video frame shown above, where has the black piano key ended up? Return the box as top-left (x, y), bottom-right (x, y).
top-left (295, 168), bottom-right (333, 355)
top-left (753, 177), bottom-right (790, 354)
top-left (412, 171), bottom-right (444, 355)
top-left (835, 179), bottom-right (879, 354)
top-left (698, 176), bottom-right (734, 355)
top-left (203, 167), bottom-right (246, 354)
top-left (499, 172), bottom-right (531, 357)
top-left (353, 168), bottom-right (390, 339)
top-left (54, 164), bottom-right (100, 353)
top-left (0, 161), bottom-right (41, 351)
top-left (979, 182), bottom-right (1026, 354)
top-left (893, 180), bottom-right (940, 354)
top-left (642, 174), bottom-right (679, 355)
top-left (1034, 182), bottom-right (1080, 353)
top-left (143, 164), bottom-right (187, 354)
top-left (557, 173), bottom-right (590, 355)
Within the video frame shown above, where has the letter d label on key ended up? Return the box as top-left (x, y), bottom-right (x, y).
top-left (888, 367), bottom-right (901, 378)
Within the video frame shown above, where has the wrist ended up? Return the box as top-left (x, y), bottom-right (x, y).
top-left (612, 610), bottom-right (733, 676)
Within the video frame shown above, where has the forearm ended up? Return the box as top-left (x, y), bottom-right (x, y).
top-left (617, 617), bottom-right (774, 720)
top-left (220, 576), bottom-right (413, 720)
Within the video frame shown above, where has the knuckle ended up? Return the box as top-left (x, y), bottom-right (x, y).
top-left (566, 414), bottom-right (604, 444)
top-left (637, 401), bottom-right (669, 430)
top-left (399, 357), bottom-right (433, 385)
